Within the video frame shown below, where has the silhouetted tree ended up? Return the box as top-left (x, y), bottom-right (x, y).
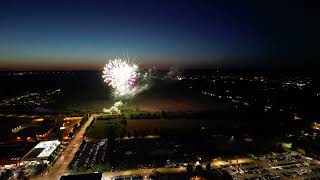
top-left (127, 132), bottom-right (131, 138)
top-left (18, 171), bottom-right (28, 180)
top-left (206, 163), bottom-right (211, 171)
top-left (186, 165), bottom-right (193, 173)
top-left (133, 129), bottom-right (138, 137)
top-left (150, 170), bottom-right (161, 180)
top-left (196, 165), bottom-right (203, 171)
top-left (120, 118), bottom-right (127, 126)
top-left (2, 169), bottom-right (13, 180)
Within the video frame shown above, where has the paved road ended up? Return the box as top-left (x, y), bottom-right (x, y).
top-left (102, 158), bottom-right (254, 179)
top-left (0, 113), bottom-right (51, 118)
top-left (102, 167), bottom-right (186, 180)
top-left (32, 114), bottom-right (96, 180)
top-left (211, 158), bottom-right (254, 168)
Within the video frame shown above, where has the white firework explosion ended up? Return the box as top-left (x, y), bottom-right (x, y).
top-left (102, 58), bottom-right (139, 97)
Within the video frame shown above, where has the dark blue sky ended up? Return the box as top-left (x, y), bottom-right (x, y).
top-left (0, 0), bottom-right (313, 70)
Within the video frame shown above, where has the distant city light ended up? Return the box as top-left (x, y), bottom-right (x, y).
top-left (64, 116), bottom-right (83, 121)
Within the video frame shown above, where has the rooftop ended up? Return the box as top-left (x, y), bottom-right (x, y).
top-left (22, 140), bottom-right (60, 161)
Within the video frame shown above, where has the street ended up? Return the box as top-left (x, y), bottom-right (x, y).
top-left (102, 167), bottom-right (186, 180)
top-left (31, 114), bottom-right (96, 180)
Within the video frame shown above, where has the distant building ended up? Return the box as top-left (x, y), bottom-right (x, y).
top-left (0, 143), bottom-right (30, 169)
top-left (0, 158), bottom-right (20, 169)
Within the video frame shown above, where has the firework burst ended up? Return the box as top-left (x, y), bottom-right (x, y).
top-left (102, 58), bottom-right (139, 97)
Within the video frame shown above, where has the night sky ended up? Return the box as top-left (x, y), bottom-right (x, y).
top-left (0, 0), bottom-right (315, 70)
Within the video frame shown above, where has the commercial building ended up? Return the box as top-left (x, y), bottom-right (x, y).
top-left (21, 140), bottom-right (60, 161)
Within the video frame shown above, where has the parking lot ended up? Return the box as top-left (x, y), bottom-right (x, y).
top-left (69, 140), bottom-right (108, 172)
top-left (224, 152), bottom-right (320, 180)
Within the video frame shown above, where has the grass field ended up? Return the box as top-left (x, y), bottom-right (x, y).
top-left (86, 119), bottom-right (126, 139)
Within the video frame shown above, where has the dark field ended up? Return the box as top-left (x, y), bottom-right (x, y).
top-left (1, 70), bottom-right (318, 141)
top-left (0, 117), bottom-right (32, 139)
top-left (1, 70), bottom-right (320, 114)
top-left (84, 117), bottom-right (279, 171)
